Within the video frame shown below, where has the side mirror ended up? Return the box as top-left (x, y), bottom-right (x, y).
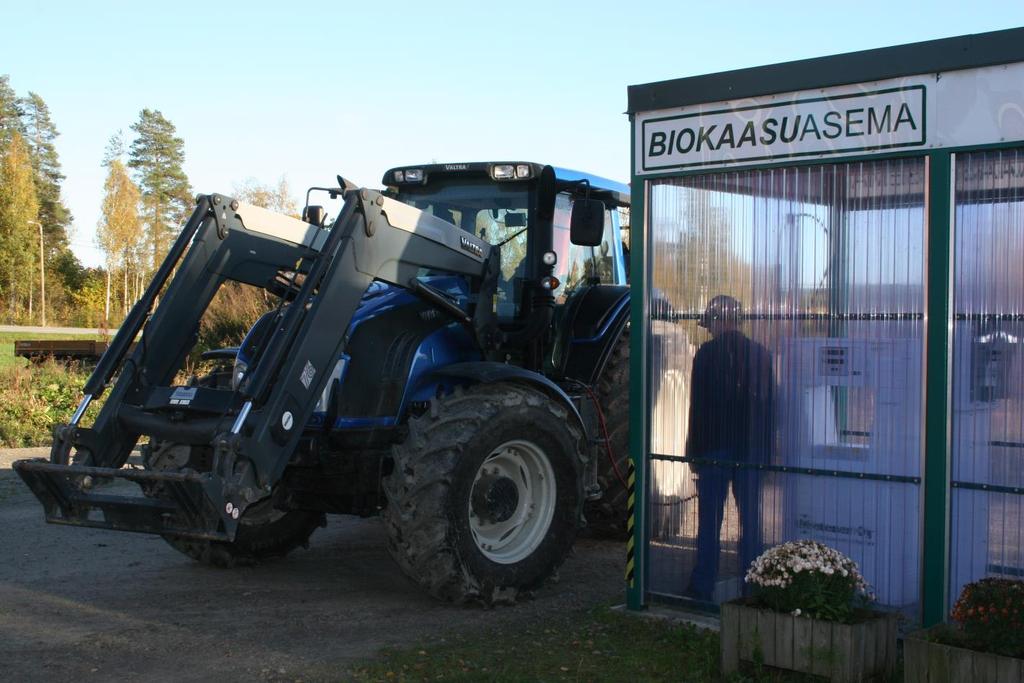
top-left (303, 205), bottom-right (325, 226)
top-left (570, 198), bottom-right (605, 246)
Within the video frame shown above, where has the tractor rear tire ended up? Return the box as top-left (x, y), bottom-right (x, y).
top-left (383, 383), bottom-right (584, 604)
top-left (584, 326), bottom-right (630, 539)
top-left (163, 498), bottom-right (324, 568)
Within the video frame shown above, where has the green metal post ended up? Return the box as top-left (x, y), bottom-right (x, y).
top-left (922, 152), bottom-right (953, 626)
top-left (626, 114), bottom-right (647, 611)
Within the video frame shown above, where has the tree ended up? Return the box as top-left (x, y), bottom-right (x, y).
top-left (20, 92), bottom-right (72, 250)
top-left (102, 129), bottom-right (127, 167)
top-left (233, 176), bottom-right (299, 216)
top-left (97, 159), bottom-right (143, 321)
top-left (0, 132), bottom-right (39, 315)
top-left (66, 267), bottom-right (108, 328)
top-left (0, 83), bottom-right (82, 324)
top-left (128, 109), bottom-right (190, 271)
top-left (0, 75), bottom-right (24, 146)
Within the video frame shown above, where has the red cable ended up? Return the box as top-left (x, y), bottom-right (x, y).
top-left (583, 385), bottom-right (628, 490)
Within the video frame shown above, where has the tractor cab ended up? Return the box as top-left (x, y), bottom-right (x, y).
top-left (381, 162), bottom-right (630, 379)
top-left (383, 162), bottom-right (629, 316)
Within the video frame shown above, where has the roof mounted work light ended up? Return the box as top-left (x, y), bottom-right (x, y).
top-left (490, 163), bottom-right (533, 181)
top-left (491, 164), bottom-right (515, 180)
top-left (392, 168), bottom-right (425, 184)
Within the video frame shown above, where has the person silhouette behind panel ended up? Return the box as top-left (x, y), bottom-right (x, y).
top-left (685, 295), bottom-right (774, 602)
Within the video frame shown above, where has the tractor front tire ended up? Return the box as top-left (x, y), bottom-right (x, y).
top-left (163, 497), bottom-right (324, 568)
top-left (383, 383), bottom-right (585, 604)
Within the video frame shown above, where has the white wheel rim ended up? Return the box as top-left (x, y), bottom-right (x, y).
top-left (468, 439), bottom-right (557, 565)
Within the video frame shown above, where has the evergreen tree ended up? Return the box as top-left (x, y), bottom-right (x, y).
top-left (0, 132), bottom-right (40, 315)
top-left (97, 159), bottom-right (143, 319)
top-left (128, 109), bottom-right (191, 270)
top-left (0, 75), bottom-right (24, 145)
top-left (20, 92), bottom-right (72, 250)
top-left (102, 129), bottom-right (127, 167)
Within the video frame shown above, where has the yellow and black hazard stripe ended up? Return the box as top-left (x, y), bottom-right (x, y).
top-left (625, 458), bottom-right (636, 588)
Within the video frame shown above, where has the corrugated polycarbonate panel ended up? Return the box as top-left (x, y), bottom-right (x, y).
top-left (949, 148), bottom-right (1024, 605)
top-left (646, 159), bottom-right (926, 614)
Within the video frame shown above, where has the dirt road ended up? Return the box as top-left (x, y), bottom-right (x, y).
top-left (0, 325), bottom-right (108, 335)
top-left (0, 459), bottom-right (625, 682)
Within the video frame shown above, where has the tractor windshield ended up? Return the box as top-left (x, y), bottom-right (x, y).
top-left (395, 180), bottom-right (531, 318)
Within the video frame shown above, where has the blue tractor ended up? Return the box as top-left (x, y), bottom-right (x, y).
top-left (15, 162), bottom-right (631, 603)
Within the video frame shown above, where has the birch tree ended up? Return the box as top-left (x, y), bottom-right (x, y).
top-left (0, 133), bottom-right (39, 315)
top-left (97, 159), bottom-right (142, 320)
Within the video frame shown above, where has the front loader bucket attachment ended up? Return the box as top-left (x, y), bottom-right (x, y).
top-left (13, 459), bottom-right (231, 541)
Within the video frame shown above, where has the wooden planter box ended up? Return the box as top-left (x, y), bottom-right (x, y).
top-left (721, 600), bottom-right (897, 681)
top-left (904, 627), bottom-right (1024, 682)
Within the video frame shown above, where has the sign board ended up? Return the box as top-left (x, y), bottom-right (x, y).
top-left (635, 62), bottom-right (1024, 175)
top-left (643, 87), bottom-right (925, 171)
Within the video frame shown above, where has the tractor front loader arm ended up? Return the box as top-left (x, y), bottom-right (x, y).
top-left (14, 187), bottom-right (497, 543)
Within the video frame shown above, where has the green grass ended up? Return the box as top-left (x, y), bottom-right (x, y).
top-left (351, 607), bottom-right (714, 682)
top-left (0, 331), bottom-right (104, 369)
top-left (347, 606), bottom-right (837, 683)
top-left (347, 605), bottom-right (908, 682)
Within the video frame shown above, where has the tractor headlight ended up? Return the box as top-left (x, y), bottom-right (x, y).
top-left (542, 250), bottom-right (557, 266)
top-left (515, 164), bottom-right (531, 179)
top-left (231, 358), bottom-right (248, 391)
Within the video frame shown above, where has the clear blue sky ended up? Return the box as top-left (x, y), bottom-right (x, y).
top-left (2, 1), bottom-right (1022, 267)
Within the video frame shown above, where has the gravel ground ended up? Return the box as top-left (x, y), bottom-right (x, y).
top-left (0, 451), bottom-right (626, 682)
top-left (0, 448), bottom-right (50, 469)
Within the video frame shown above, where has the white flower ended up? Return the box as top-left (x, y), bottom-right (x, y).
top-left (745, 539), bottom-right (873, 602)
top-left (792, 609), bottom-right (802, 616)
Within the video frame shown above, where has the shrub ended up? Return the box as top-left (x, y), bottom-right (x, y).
top-left (744, 540), bottom-right (873, 623)
top-left (195, 282), bottom-right (274, 355)
top-left (950, 577), bottom-right (1024, 658)
top-left (0, 361), bottom-right (96, 447)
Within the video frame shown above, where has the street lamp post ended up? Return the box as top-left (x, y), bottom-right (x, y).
top-left (27, 220), bottom-right (44, 327)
